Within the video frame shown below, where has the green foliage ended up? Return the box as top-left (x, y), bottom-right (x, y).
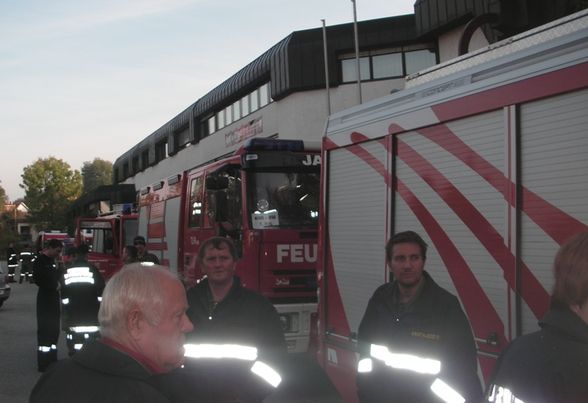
top-left (0, 182), bottom-right (6, 212)
top-left (82, 158), bottom-right (113, 193)
top-left (20, 157), bottom-right (82, 232)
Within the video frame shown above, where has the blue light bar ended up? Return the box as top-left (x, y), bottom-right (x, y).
top-left (244, 138), bottom-right (305, 152)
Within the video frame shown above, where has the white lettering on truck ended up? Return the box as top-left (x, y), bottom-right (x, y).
top-left (277, 244), bottom-right (318, 263)
top-left (303, 155), bottom-right (321, 166)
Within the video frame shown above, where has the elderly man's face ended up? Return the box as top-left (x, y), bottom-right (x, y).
top-left (140, 276), bottom-right (193, 371)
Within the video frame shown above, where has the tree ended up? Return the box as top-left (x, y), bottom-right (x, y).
top-left (81, 158), bottom-right (113, 193)
top-left (0, 181), bottom-right (6, 212)
top-left (21, 157), bottom-right (82, 232)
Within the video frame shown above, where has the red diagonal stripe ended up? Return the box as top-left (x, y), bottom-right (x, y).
top-left (397, 139), bottom-right (549, 318)
top-left (397, 179), bottom-right (507, 350)
top-left (418, 125), bottom-right (588, 244)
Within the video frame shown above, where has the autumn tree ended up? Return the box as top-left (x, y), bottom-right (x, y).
top-left (21, 157), bottom-right (82, 232)
top-left (0, 181), bottom-right (6, 212)
top-left (81, 158), bottom-right (113, 193)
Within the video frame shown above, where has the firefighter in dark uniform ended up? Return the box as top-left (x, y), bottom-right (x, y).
top-left (356, 231), bottom-right (481, 403)
top-left (162, 236), bottom-right (286, 403)
top-left (33, 239), bottom-right (64, 372)
top-left (19, 250), bottom-right (35, 283)
top-left (60, 244), bottom-right (105, 356)
top-left (485, 231), bottom-right (588, 403)
top-left (7, 243), bottom-right (18, 283)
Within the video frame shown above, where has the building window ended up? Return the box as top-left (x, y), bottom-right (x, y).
top-left (341, 57), bottom-right (370, 82)
top-left (372, 53), bottom-right (403, 79)
top-left (155, 140), bottom-right (167, 163)
top-left (217, 109), bottom-right (225, 130)
top-left (241, 95), bottom-right (250, 116)
top-left (207, 116), bottom-right (216, 136)
top-left (224, 105), bottom-right (233, 126)
top-left (132, 155), bottom-right (139, 174)
top-left (250, 90), bottom-right (259, 113)
top-left (232, 100), bottom-right (241, 121)
top-left (259, 83), bottom-right (270, 107)
top-left (203, 81), bottom-right (272, 136)
top-left (122, 162), bottom-right (129, 178)
top-left (405, 49), bottom-right (437, 75)
top-left (340, 45), bottom-right (436, 83)
top-left (141, 149), bottom-right (149, 170)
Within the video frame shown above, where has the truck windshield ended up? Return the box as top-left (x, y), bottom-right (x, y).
top-left (247, 171), bottom-right (319, 229)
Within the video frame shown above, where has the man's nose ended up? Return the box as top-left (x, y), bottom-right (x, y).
top-left (182, 315), bottom-right (194, 332)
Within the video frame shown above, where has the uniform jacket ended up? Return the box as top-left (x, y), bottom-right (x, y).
top-left (357, 271), bottom-right (481, 403)
top-left (60, 258), bottom-right (105, 329)
top-left (184, 277), bottom-right (287, 403)
top-left (186, 277), bottom-right (286, 357)
top-left (486, 307), bottom-right (588, 403)
top-left (29, 340), bottom-right (172, 403)
top-left (33, 253), bottom-right (61, 336)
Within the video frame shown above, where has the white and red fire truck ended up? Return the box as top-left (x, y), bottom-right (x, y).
top-left (74, 205), bottom-right (138, 280)
top-left (137, 138), bottom-right (321, 352)
top-left (317, 10), bottom-right (588, 401)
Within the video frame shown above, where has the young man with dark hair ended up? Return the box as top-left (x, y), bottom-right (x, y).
top-left (357, 231), bottom-right (481, 402)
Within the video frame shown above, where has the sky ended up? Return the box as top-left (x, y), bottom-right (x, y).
top-left (0, 0), bottom-right (415, 201)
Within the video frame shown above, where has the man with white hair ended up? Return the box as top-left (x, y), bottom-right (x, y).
top-left (30, 264), bottom-right (194, 403)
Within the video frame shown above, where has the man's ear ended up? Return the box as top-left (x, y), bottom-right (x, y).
top-left (127, 308), bottom-right (144, 340)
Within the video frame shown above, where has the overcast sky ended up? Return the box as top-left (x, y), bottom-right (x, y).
top-left (0, 0), bottom-right (415, 201)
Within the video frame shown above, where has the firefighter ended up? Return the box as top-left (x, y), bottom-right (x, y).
top-left (6, 243), bottom-right (18, 283)
top-left (485, 231), bottom-right (588, 403)
top-left (60, 244), bottom-right (105, 356)
top-left (18, 250), bottom-right (35, 283)
top-left (133, 235), bottom-right (160, 264)
top-left (356, 231), bottom-right (482, 403)
top-left (182, 236), bottom-right (286, 402)
top-left (33, 239), bottom-right (64, 372)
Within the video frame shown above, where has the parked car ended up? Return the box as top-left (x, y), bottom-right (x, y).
top-left (0, 265), bottom-right (12, 308)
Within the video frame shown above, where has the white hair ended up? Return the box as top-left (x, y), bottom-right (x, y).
top-left (98, 263), bottom-right (179, 338)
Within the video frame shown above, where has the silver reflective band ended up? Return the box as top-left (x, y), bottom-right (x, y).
top-left (51, 344), bottom-right (57, 350)
top-left (64, 267), bottom-right (95, 285)
top-left (184, 344), bottom-right (258, 361)
top-left (64, 277), bottom-right (95, 285)
top-left (38, 346), bottom-right (51, 353)
top-left (430, 378), bottom-right (465, 403)
top-left (370, 344), bottom-right (441, 375)
top-left (250, 360), bottom-right (282, 388)
top-left (97, 296), bottom-right (102, 302)
top-left (70, 326), bottom-right (99, 333)
top-left (62, 298), bottom-right (70, 305)
top-left (357, 357), bottom-right (373, 373)
top-left (487, 384), bottom-right (526, 403)
top-left (140, 262), bottom-right (155, 266)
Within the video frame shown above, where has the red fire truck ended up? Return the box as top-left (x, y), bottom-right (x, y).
top-left (74, 205), bottom-right (138, 280)
top-left (317, 10), bottom-right (588, 401)
top-left (137, 138), bottom-right (321, 352)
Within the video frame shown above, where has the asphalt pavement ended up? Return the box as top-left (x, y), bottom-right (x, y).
top-left (0, 261), bottom-right (342, 403)
top-left (0, 263), bottom-right (67, 403)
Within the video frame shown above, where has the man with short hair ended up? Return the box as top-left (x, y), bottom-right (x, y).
top-left (134, 235), bottom-right (160, 264)
top-left (30, 264), bottom-right (194, 403)
top-left (179, 236), bottom-right (286, 402)
top-left (357, 231), bottom-right (481, 402)
top-left (33, 239), bottom-right (64, 372)
top-left (485, 231), bottom-right (588, 403)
